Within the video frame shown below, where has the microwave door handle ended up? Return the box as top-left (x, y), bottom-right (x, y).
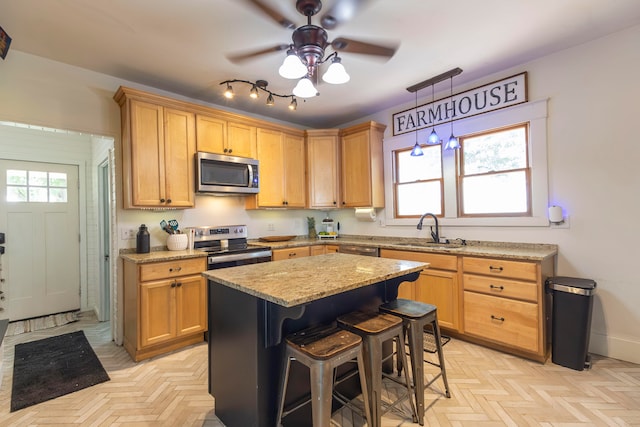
top-left (247, 165), bottom-right (254, 186)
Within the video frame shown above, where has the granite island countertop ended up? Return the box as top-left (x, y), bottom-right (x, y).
top-left (252, 236), bottom-right (558, 261)
top-left (203, 252), bottom-right (428, 307)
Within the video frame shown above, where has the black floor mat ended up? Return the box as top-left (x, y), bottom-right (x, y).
top-left (11, 330), bottom-right (110, 412)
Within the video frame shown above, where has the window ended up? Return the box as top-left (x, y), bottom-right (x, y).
top-left (394, 144), bottom-right (443, 217)
top-left (458, 124), bottom-right (530, 216)
top-left (6, 169), bottom-right (68, 202)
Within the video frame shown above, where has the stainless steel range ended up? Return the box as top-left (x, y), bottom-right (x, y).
top-left (186, 225), bottom-right (272, 270)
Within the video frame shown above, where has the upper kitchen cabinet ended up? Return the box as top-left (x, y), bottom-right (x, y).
top-left (114, 87), bottom-right (196, 209)
top-left (196, 114), bottom-right (256, 158)
top-left (247, 128), bottom-right (306, 208)
top-left (340, 121), bottom-right (386, 208)
top-left (306, 129), bottom-right (341, 209)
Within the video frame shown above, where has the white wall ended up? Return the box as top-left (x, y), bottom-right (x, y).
top-left (0, 24), bottom-right (638, 363)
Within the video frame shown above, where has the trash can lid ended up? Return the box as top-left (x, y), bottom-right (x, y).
top-left (546, 276), bottom-right (596, 295)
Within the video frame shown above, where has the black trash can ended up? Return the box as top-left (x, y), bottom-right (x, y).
top-left (546, 276), bottom-right (597, 371)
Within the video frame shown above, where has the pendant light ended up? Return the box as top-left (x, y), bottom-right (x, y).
top-left (427, 83), bottom-right (439, 145)
top-left (444, 75), bottom-right (461, 150)
top-left (410, 90), bottom-right (423, 156)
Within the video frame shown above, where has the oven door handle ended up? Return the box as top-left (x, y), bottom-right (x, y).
top-left (208, 250), bottom-right (272, 265)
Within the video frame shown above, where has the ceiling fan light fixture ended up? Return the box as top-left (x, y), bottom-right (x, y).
top-left (322, 55), bottom-right (350, 84)
top-left (223, 83), bottom-right (234, 99)
top-left (279, 49), bottom-right (307, 79)
top-left (292, 76), bottom-right (317, 98)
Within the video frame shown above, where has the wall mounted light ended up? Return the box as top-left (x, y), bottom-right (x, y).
top-left (220, 79), bottom-right (298, 110)
top-left (548, 205), bottom-right (564, 224)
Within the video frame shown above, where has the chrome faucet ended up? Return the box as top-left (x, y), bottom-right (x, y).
top-left (417, 213), bottom-right (439, 243)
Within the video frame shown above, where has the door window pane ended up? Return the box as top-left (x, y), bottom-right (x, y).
top-left (5, 169), bottom-right (68, 203)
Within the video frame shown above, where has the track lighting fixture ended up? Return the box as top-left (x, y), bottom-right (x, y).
top-left (219, 79), bottom-right (298, 110)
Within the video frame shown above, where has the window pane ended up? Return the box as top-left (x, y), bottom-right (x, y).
top-left (49, 172), bottom-right (67, 187)
top-left (397, 181), bottom-right (442, 216)
top-left (49, 188), bottom-right (68, 202)
top-left (397, 146), bottom-right (441, 182)
top-left (29, 187), bottom-right (48, 202)
top-left (462, 171), bottom-right (528, 214)
top-left (463, 127), bottom-right (527, 175)
top-left (6, 186), bottom-right (27, 202)
top-left (29, 171), bottom-right (48, 186)
top-left (7, 170), bottom-right (27, 185)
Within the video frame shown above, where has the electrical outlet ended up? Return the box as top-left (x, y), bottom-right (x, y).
top-left (267, 223), bottom-right (275, 231)
top-left (121, 228), bottom-right (136, 240)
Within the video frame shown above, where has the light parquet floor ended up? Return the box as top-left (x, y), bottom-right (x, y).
top-left (0, 312), bottom-right (638, 426)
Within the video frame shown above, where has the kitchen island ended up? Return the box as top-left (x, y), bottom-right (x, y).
top-left (203, 253), bottom-right (427, 427)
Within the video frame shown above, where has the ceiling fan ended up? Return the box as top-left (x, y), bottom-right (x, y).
top-left (227, 0), bottom-right (398, 97)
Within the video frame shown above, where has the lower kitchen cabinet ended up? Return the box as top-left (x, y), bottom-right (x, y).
top-left (462, 255), bottom-right (554, 362)
top-left (271, 246), bottom-right (310, 261)
top-left (123, 256), bottom-right (207, 362)
top-left (380, 249), bottom-right (459, 331)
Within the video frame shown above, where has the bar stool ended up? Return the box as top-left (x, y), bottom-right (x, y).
top-left (276, 323), bottom-right (372, 427)
top-left (379, 298), bottom-right (451, 426)
top-left (337, 310), bottom-right (418, 427)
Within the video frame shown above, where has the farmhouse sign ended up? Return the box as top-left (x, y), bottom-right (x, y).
top-left (393, 72), bottom-right (528, 136)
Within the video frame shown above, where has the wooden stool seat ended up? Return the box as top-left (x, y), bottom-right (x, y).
top-left (380, 298), bottom-right (451, 426)
top-left (277, 324), bottom-right (372, 427)
top-left (338, 310), bottom-right (417, 427)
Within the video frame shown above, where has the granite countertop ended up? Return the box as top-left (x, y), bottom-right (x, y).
top-left (120, 249), bottom-right (207, 263)
top-left (252, 236), bottom-right (558, 261)
top-left (203, 253), bottom-right (428, 307)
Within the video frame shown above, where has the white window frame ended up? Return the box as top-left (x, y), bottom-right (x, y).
top-left (383, 98), bottom-right (549, 227)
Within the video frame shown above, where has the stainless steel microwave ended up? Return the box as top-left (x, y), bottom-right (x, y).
top-left (196, 152), bottom-right (259, 195)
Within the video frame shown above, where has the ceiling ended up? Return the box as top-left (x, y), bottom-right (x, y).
top-left (2, 0), bottom-right (640, 128)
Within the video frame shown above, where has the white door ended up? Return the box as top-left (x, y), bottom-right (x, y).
top-left (0, 159), bottom-right (80, 321)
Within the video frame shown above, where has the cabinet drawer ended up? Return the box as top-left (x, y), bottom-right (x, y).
top-left (272, 246), bottom-right (310, 261)
top-left (464, 291), bottom-right (538, 353)
top-left (139, 257), bottom-right (205, 282)
top-left (463, 257), bottom-right (537, 281)
top-left (380, 249), bottom-right (457, 270)
top-left (463, 274), bottom-right (538, 303)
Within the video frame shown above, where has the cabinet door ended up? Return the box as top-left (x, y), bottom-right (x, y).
top-left (341, 129), bottom-right (371, 207)
top-left (130, 100), bottom-right (164, 207)
top-left (283, 133), bottom-right (306, 207)
top-left (196, 114), bottom-right (227, 154)
top-left (140, 280), bottom-right (176, 347)
top-left (163, 108), bottom-right (196, 208)
top-left (415, 269), bottom-right (459, 331)
top-left (256, 128), bottom-right (286, 207)
top-left (176, 275), bottom-right (207, 336)
top-left (307, 132), bottom-right (340, 208)
top-left (227, 121), bottom-right (256, 158)
top-left (310, 245), bottom-right (325, 256)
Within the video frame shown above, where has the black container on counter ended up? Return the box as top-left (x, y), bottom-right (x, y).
top-left (136, 224), bottom-right (150, 254)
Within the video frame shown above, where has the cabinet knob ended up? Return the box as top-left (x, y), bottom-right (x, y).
top-left (160, 198), bottom-right (165, 203)
top-left (166, 199), bottom-right (172, 204)
top-left (176, 282), bottom-right (182, 287)
top-left (171, 282), bottom-right (177, 288)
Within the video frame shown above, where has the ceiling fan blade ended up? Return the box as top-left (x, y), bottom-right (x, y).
top-left (320, 0), bottom-right (368, 30)
top-left (246, 0), bottom-right (297, 29)
top-left (331, 37), bottom-right (398, 58)
top-left (226, 44), bottom-right (290, 63)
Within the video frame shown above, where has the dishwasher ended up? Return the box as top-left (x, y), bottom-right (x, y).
top-left (338, 244), bottom-right (379, 257)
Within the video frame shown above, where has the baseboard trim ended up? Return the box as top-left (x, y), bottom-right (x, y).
top-left (590, 331), bottom-right (640, 364)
